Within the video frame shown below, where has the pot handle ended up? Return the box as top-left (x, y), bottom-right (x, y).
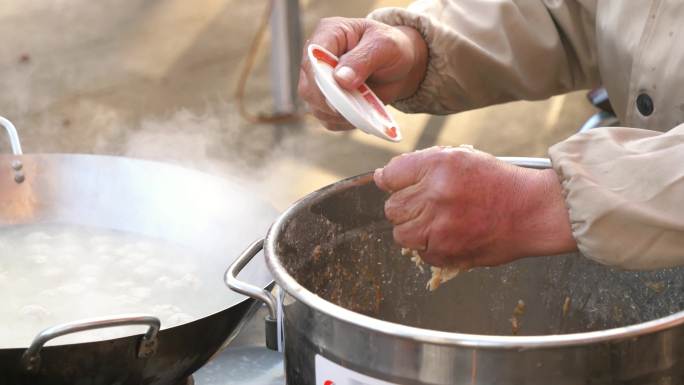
top-left (225, 239), bottom-right (279, 350)
top-left (21, 314), bottom-right (160, 372)
top-left (0, 115), bottom-right (25, 183)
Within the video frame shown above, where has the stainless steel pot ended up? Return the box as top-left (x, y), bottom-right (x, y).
top-left (228, 159), bottom-right (684, 385)
top-left (0, 117), bottom-right (276, 384)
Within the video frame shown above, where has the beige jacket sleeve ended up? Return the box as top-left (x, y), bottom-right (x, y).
top-left (370, 1), bottom-right (684, 269)
top-left (368, 0), bottom-right (600, 114)
top-left (549, 125), bottom-right (684, 270)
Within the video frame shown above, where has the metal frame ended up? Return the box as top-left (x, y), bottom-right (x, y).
top-left (270, 0), bottom-right (302, 115)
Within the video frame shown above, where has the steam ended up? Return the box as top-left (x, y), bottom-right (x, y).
top-left (13, 95), bottom-right (337, 209)
top-left (111, 104), bottom-right (316, 204)
top-left (0, 0), bottom-right (372, 212)
top-left (0, 61), bottom-right (352, 214)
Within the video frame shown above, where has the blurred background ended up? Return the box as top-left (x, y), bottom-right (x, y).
top-left (0, 0), bottom-right (596, 210)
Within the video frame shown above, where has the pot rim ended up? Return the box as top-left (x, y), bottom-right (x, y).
top-left (264, 159), bottom-right (684, 350)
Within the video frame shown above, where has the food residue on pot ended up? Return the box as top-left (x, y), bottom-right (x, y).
top-left (562, 296), bottom-right (571, 317)
top-left (311, 244), bottom-right (322, 262)
top-left (510, 299), bottom-right (525, 335)
top-left (644, 281), bottom-right (665, 294)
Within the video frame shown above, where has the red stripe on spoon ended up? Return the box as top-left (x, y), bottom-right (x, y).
top-left (362, 93), bottom-right (391, 120)
top-left (312, 48), bottom-right (339, 68)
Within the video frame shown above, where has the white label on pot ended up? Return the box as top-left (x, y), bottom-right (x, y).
top-left (315, 355), bottom-right (398, 385)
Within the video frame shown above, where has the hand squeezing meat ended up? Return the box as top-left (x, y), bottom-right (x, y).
top-left (376, 146), bottom-right (576, 282)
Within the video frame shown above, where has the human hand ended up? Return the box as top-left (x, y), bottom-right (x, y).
top-left (298, 17), bottom-right (427, 131)
top-left (374, 146), bottom-right (577, 268)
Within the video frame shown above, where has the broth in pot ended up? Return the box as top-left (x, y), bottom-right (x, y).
top-left (0, 224), bottom-right (233, 348)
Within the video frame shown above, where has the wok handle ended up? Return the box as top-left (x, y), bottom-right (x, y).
top-left (225, 239), bottom-right (279, 350)
top-left (0, 116), bottom-right (23, 155)
top-left (21, 314), bottom-right (160, 372)
top-left (0, 115), bottom-right (25, 183)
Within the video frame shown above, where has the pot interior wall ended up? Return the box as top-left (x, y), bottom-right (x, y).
top-left (275, 177), bottom-right (684, 336)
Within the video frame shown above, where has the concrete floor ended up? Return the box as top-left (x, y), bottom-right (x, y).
top-left (0, 0), bottom-right (596, 210)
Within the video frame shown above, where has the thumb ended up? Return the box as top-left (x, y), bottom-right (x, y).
top-left (333, 33), bottom-right (393, 90)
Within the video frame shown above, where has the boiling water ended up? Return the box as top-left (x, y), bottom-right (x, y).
top-left (0, 224), bottom-right (226, 348)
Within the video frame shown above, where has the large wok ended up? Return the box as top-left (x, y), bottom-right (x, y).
top-left (0, 117), bottom-right (275, 384)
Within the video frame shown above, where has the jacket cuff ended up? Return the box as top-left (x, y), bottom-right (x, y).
top-left (548, 144), bottom-right (601, 265)
top-left (367, 7), bottom-right (453, 115)
top-left (548, 125), bottom-right (684, 270)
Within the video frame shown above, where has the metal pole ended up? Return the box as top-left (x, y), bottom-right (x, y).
top-left (269, 0), bottom-right (302, 115)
